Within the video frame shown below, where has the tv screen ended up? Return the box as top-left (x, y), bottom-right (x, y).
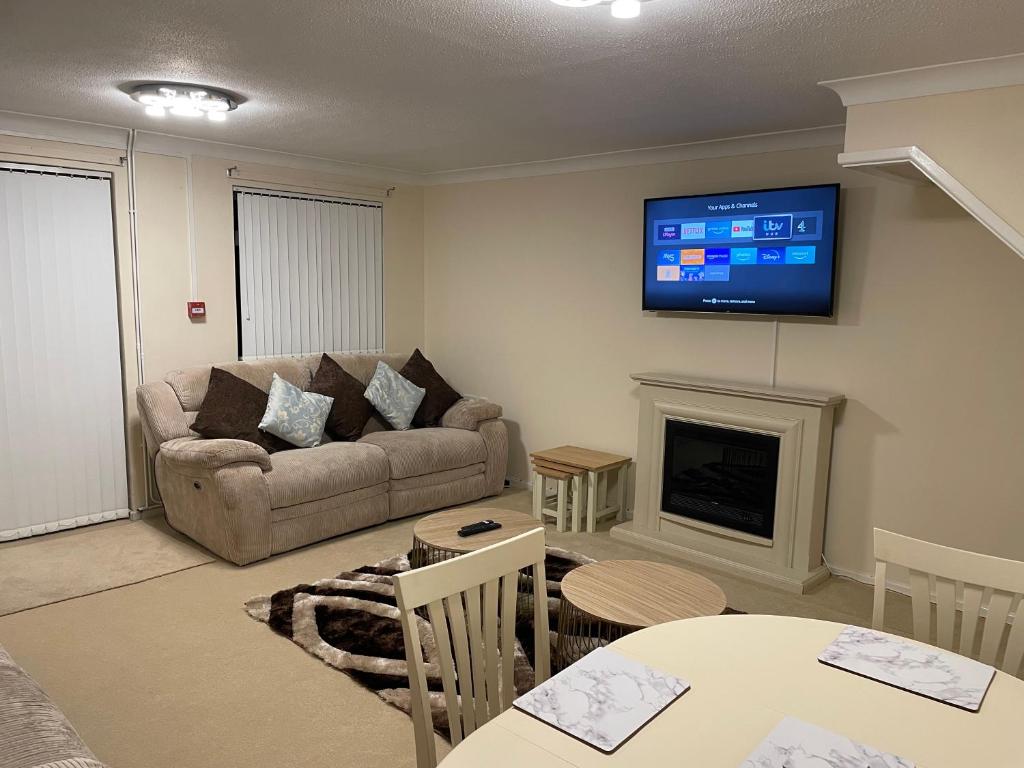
top-left (643, 183), bottom-right (839, 316)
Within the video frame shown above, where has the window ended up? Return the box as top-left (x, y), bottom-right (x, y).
top-left (234, 188), bottom-right (383, 359)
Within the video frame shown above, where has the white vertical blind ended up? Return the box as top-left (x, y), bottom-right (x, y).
top-left (0, 165), bottom-right (129, 540)
top-left (235, 188), bottom-right (383, 359)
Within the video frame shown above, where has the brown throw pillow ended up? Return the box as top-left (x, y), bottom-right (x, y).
top-left (191, 367), bottom-right (292, 453)
top-left (399, 348), bottom-right (462, 428)
top-left (308, 354), bottom-right (373, 441)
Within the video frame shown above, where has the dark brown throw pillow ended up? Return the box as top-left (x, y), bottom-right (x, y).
top-left (399, 348), bottom-right (462, 428)
top-left (308, 354), bottom-right (373, 441)
top-left (191, 367), bottom-right (292, 453)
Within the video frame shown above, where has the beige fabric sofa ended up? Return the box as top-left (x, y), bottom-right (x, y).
top-left (136, 352), bottom-right (507, 565)
top-left (0, 646), bottom-right (108, 768)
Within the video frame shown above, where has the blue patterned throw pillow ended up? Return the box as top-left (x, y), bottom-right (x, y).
top-left (363, 361), bottom-right (425, 431)
top-left (259, 373), bottom-right (334, 448)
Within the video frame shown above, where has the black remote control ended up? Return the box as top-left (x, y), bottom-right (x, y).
top-left (457, 520), bottom-right (502, 537)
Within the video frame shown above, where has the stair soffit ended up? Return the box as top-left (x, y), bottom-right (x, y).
top-left (838, 146), bottom-right (1024, 261)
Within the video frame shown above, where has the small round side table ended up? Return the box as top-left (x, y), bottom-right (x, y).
top-left (555, 559), bottom-right (727, 668)
top-left (410, 507), bottom-right (543, 567)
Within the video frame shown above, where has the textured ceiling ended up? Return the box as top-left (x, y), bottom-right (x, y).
top-left (2, 0), bottom-right (1023, 173)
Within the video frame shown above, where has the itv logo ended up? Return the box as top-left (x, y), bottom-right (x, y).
top-left (753, 214), bottom-right (793, 241)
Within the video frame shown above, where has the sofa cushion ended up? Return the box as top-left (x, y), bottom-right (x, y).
top-left (309, 354), bottom-right (372, 442)
top-left (400, 348), bottom-right (462, 428)
top-left (259, 373), bottom-right (333, 448)
top-left (264, 441), bottom-right (389, 509)
top-left (363, 362), bottom-right (425, 431)
top-left (191, 368), bottom-right (292, 454)
top-left (167, 357), bottom-right (314, 412)
top-left (359, 427), bottom-right (486, 480)
top-left (324, 352), bottom-right (410, 386)
top-left (390, 462), bottom-right (484, 491)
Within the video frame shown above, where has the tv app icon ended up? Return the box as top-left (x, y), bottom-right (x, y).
top-left (705, 221), bottom-right (732, 239)
top-left (657, 223), bottom-right (680, 241)
top-left (753, 214), bottom-right (793, 240)
top-left (793, 215), bottom-right (818, 236)
top-left (657, 250), bottom-right (679, 265)
top-left (731, 220), bottom-right (754, 239)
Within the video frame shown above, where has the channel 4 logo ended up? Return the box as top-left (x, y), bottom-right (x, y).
top-left (753, 214), bottom-right (793, 241)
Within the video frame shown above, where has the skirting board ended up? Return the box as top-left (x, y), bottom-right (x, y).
top-left (0, 508), bottom-right (132, 541)
top-left (610, 520), bottom-right (830, 594)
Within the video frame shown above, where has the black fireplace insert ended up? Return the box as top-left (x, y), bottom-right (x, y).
top-left (661, 419), bottom-right (779, 539)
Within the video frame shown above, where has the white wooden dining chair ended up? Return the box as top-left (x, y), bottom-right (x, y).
top-left (873, 527), bottom-right (1024, 676)
top-left (393, 528), bottom-right (551, 768)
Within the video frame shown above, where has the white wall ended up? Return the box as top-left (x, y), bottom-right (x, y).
top-left (423, 145), bottom-right (1024, 578)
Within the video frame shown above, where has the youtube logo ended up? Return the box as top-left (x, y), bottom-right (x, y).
top-left (731, 220), bottom-right (754, 239)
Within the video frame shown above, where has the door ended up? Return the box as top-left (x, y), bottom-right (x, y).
top-left (0, 164), bottom-right (129, 539)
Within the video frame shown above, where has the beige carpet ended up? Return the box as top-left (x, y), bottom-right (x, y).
top-left (0, 516), bottom-right (214, 616)
top-left (0, 490), bottom-right (913, 768)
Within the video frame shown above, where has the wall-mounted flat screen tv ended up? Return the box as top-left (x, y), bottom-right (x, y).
top-left (643, 183), bottom-right (840, 317)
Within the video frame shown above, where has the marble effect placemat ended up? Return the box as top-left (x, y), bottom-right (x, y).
top-left (512, 646), bottom-right (689, 753)
top-left (818, 625), bottom-right (995, 711)
top-left (740, 716), bottom-right (914, 768)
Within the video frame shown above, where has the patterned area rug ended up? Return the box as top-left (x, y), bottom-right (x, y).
top-left (245, 548), bottom-right (741, 736)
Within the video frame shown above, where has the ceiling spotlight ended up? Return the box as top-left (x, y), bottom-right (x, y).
top-left (610, 0), bottom-right (641, 18)
top-left (130, 83), bottom-right (237, 122)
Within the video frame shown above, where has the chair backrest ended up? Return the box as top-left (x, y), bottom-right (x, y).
top-left (873, 528), bottom-right (1024, 676)
top-left (393, 528), bottom-right (550, 768)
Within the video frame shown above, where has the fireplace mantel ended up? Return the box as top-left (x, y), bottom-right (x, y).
top-left (630, 372), bottom-right (844, 408)
top-left (612, 373), bottom-right (845, 593)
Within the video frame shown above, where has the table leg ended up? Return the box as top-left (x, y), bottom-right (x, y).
top-left (616, 464), bottom-right (628, 522)
top-left (571, 473), bottom-right (583, 533)
top-left (556, 478), bottom-right (567, 533)
top-left (586, 470), bottom-right (598, 533)
top-left (532, 469), bottom-right (543, 521)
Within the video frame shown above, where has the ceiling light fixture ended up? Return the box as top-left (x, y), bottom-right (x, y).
top-left (549, 0), bottom-right (650, 19)
top-left (610, 0), bottom-right (641, 18)
top-left (130, 83), bottom-right (237, 122)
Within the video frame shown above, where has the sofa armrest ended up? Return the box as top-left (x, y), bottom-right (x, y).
top-left (159, 437), bottom-right (272, 473)
top-left (441, 397), bottom-right (503, 430)
top-left (137, 381), bottom-right (193, 457)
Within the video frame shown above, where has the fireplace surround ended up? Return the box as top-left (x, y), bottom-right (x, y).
top-left (611, 372), bottom-right (844, 593)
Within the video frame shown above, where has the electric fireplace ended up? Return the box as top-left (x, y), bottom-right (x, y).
top-left (661, 419), bottom-right (780, 539)
top-left (616, 372), bottom-right (844, 593)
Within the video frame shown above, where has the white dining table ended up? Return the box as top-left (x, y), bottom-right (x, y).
top-left (438, 614), bottom-right (1024, 767)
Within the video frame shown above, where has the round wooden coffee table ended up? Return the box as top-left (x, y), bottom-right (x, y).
top-left (411, 507), bottom-right (543, 567)
top-left (555, 559), bottom-right (727, 668)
